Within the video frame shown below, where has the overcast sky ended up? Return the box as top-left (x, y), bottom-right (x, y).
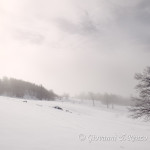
top-left (0, 0), bottom-right (150, 96)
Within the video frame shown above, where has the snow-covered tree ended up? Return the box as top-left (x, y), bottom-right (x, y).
top-left (129, 67), bottom-right (150, 120)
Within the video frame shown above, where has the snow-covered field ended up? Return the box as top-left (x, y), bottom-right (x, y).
top-left (0, 96), bottom-right (150, 150)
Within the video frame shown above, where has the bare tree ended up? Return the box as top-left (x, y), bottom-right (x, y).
top-left (88, 92), bottom-right (95, 106)
top-left (129, 67), bottom-right (150, 120)
top-left (103, 93), bottom-right (110, 109)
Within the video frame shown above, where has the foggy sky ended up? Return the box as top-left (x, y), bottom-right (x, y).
top-left (0, 0), bottom-right (150, 96)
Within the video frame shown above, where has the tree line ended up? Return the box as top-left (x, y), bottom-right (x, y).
top-left (0, 77), bottom-right (57, 100)
top-left (75, 92), bottom-right (131, 107)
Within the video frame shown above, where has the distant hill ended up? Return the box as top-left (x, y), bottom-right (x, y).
top-left (0, 77), bottom-right (58, 100)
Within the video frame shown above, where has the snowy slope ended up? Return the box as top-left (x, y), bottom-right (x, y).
top-left (0, 96), bottom-right (150, 150)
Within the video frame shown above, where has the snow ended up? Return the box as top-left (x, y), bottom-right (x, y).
top-left (0, 96), bottom-right (150, 150)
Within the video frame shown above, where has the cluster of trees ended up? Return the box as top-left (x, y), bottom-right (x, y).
top-left (0, 67), bottom-right (149, 120)
top-left (0, 77), bottom-right (57, 100)
top-left (75, 66), bottom-right (150, 120)
top-left (75, 92), bottom-right (131, 107)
